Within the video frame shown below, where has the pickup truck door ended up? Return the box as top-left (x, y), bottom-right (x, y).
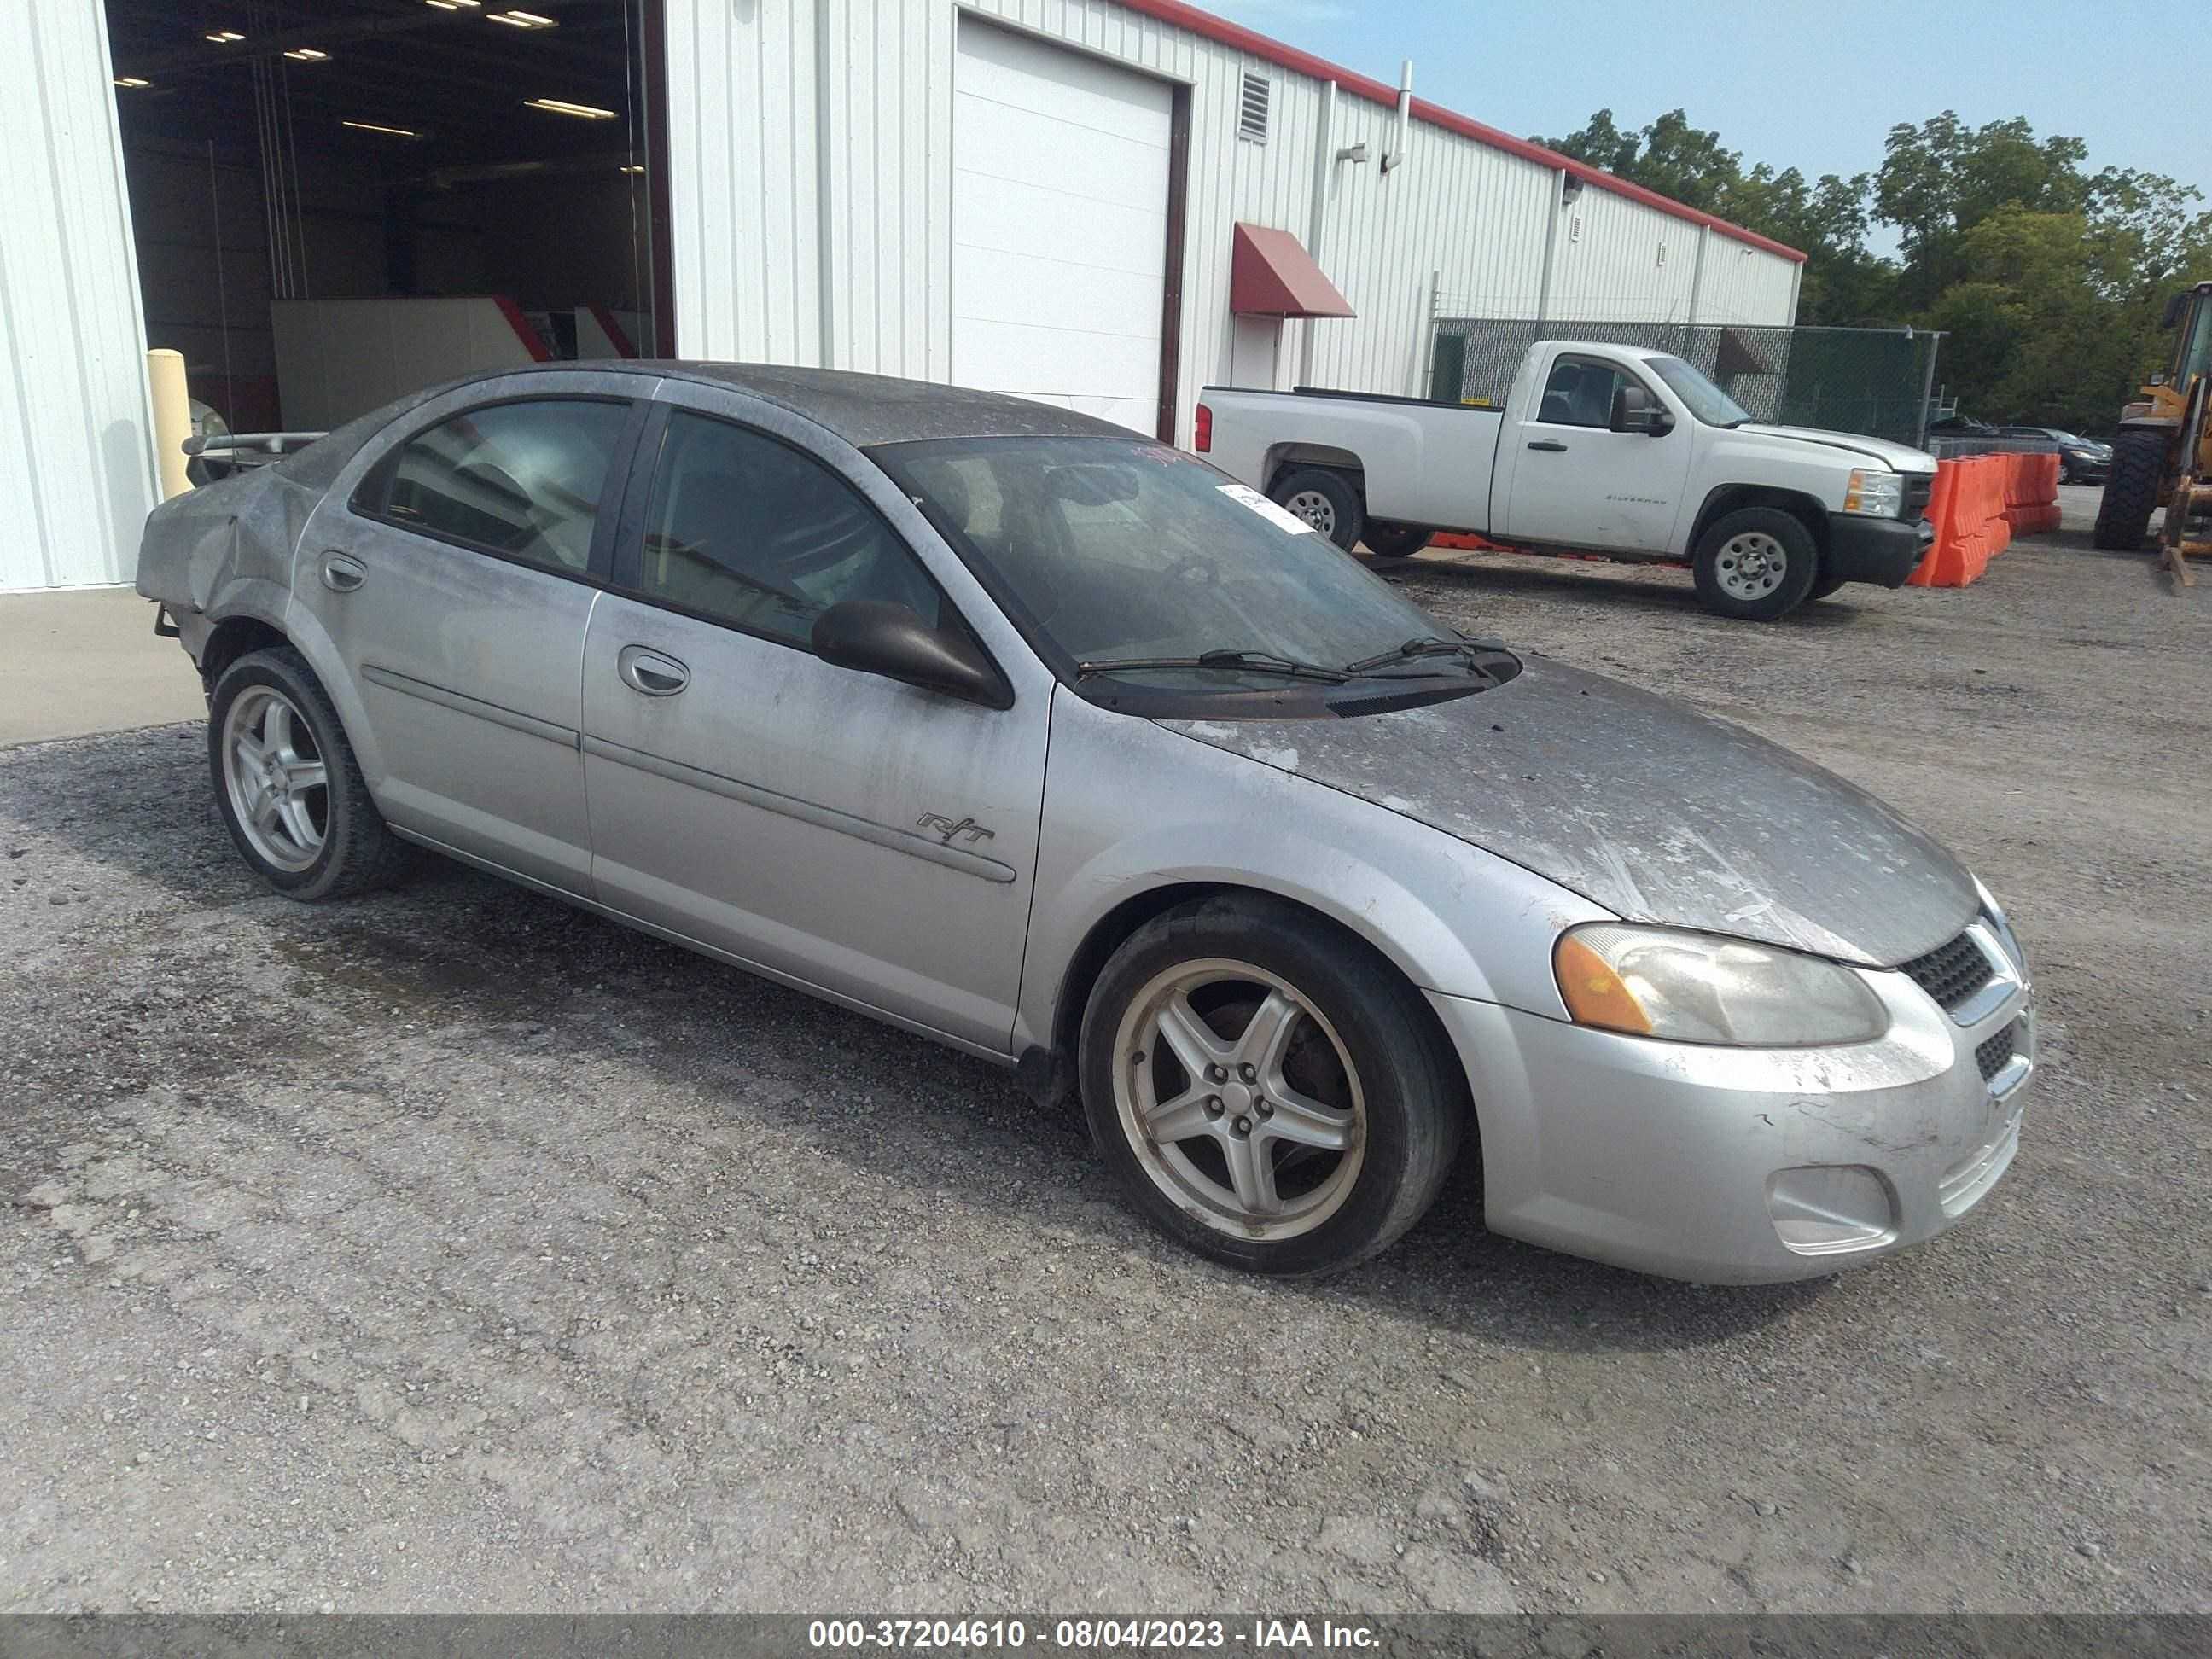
top-left (1500, 352), bottom-right (1695, 554)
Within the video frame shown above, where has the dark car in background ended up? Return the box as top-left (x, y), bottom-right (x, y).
top-left (1996, 426), bottom-right (2111, 484)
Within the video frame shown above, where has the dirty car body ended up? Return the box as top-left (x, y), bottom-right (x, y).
top-left (137, 362), bottom-right (2033, 1283)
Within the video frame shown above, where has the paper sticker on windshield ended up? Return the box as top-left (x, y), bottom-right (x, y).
top-left (1218, 483), bottom-right (1318, 537)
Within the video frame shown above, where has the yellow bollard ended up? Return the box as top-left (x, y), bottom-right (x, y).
top-left (146, 347), bottom-right (194, 500)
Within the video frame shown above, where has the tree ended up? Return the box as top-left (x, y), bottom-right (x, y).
top-left (1874, 114), bottom-right (2091, 311)
top-left (1534, 105), bottom-right (2212, 428)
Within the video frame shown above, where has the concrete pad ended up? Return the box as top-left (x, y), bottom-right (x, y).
top-left (0, 586), bottom-right (205, 748)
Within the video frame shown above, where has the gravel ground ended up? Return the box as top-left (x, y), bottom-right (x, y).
top-left (3, 486), bottom-right (2207, 1615)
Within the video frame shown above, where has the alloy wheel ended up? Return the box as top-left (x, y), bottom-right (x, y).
top-left (220, 685), bottom-right (329, 873)
top-left (1111, 958), bottom-right (1366, 1241)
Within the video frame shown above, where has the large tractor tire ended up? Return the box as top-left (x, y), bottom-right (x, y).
top-left (2093, 428), bottom-right (2171, 551)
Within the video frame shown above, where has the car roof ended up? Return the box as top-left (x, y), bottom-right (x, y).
top-left (584, 359), bottom-right (1132, 447)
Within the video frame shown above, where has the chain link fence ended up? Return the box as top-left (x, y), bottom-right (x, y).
top-left (1425, 312), bottom-right (1943, 450)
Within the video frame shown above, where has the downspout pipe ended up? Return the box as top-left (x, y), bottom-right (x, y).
top-left (1298, 79), bottom-right (1336, 387)
top-left (1381, 60), bottom-right (1411, 173)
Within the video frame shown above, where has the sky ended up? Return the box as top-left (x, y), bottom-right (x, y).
top-left (1208, 0), bottom-right (2212, 253)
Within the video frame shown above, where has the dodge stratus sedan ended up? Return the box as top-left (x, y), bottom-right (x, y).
top-left (137, 363), bottom-right (2034, 1280)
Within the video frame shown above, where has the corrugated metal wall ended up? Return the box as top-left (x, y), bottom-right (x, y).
top-left (1695, 235), bottom-right (1803, 325)
top-left (1549, 190), bottom-right (1699, 323)
top-left (663, 0), bottom-right (1802, 448)
top-left (0, 0), bottom-right (155, 591)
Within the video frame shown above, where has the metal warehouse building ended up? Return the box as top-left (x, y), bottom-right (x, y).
top-left (3, 0), bottom-right (1803, 594)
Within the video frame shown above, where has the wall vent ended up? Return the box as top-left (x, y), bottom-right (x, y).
top-left (1237, 72), bottom-right (1269, 143)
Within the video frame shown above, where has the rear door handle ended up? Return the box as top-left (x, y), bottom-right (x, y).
top-left (319, 552), bottom-right (366, 592)
top-left (1527, 440), bottom-right (1569, 453)
top-left (618, 644), bottom-right (690, 696)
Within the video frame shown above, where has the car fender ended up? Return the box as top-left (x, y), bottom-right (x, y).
top-left (1018, 693), bottom-right (1610, 1057)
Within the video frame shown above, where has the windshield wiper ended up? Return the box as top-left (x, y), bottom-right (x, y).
top-left (1075, 649), bottom-right (1350, 684)
top-left (1344, 637), bottom-right (1491, 675)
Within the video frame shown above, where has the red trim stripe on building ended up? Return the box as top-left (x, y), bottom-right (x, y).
top-left (1115, 0), bottom-right (1809, 265)
top-left (492, 294), bottom-right (555, 363)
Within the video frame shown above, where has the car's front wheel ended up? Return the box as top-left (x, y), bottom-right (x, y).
top-left (1079, 894), bottom-right (1464, 1276)
top-left (1691, 507), bottom-right (1819, 620)
top-left (209, 646), bottom-right (406, 900)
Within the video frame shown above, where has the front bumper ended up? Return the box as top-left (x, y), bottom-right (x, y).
top-left (1428, 935), bottom-right (2034, 1284)
top-left (1824, 510), bottom-right (1932, 589)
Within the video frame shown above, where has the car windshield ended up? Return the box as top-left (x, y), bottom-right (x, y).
top-left (869, 435), bottom-right (1461, 684)
top-left (1645, 355), bottom-right (1755, 428)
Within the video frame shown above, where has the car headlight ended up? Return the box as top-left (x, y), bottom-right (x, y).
top-left (1841, 468), bottom-right (1906, 517)
top-left (1553, 923), bottom-right (1890, 1047)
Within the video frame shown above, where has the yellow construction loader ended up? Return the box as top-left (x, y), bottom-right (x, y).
top-left (2094, 280), bottom-right (2212, 550)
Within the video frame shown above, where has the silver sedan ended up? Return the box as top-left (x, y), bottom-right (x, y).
top-left (137, 363), bottom-right (2034, 1280)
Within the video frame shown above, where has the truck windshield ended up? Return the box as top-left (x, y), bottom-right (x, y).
top-left (869, 435), bottom-right (1458, 686)
top-left (1646, 355), bottom-right (1755, 428)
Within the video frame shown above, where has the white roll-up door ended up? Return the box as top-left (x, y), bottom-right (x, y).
top-left (952, 20), bottom-right (1172, 436)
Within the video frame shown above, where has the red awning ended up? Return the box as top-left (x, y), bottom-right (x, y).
top-left (1230, 223), bottom-right (1355, 319)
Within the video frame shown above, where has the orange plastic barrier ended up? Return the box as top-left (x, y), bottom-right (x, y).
top-left (2000, 452), bottom-right (2062, 534)
top-left (1909, 450), bottom-right (2058, 586)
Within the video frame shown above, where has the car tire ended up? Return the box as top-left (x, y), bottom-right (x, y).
top-left (1270, 468), bottom-right (1365, 552)
top-left (1691, 507), bottom-right (1820, 621)
top-left (1078, 893), bottom-right (1465, 1278)
top-left (2092, 428), bottom-right (2168, 551)
top-left (1361, 521), bottom-right (1433, 559)
top-left (208, 646), bottom-right (407, 901)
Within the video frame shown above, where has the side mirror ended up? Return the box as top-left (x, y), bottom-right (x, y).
top-left (1610, 385), bottom-right (1672, 436)
top-left (812, 599), bottom-right (1012, 710)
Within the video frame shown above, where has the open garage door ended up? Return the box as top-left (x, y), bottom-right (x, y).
top-left (951, 20), bottom-right (1173, 437)
top-left (106, 0), bottom-right (667, 437)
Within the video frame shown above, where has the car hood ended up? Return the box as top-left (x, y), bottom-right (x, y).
top-left (1738, 424), bottom-right (1938, 474)
top-left (1159, 657), bottom-right (1976, 968)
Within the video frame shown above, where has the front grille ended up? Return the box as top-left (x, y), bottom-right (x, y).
top-left (1901, 929), bottom-right (1995, 1013)
top-left (1975, 1022), bottom-right (2020, 1083)
top-left (1902, 474), bottom-right (1935, 521)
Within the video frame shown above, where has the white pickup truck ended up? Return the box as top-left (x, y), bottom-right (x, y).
top-left (1197, 340), bottom-right (1938, 620)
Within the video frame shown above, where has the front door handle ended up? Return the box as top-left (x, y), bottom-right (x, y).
top-left (1527, 439), bottom-right (1569, 453)
top-left (320, 552), bottom-right (366, 592)
top-left (618, 644), bottom-right (690, 697)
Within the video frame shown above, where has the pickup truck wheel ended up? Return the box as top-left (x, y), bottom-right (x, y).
top-left (1079, 894), bottom-right (1464, 1278)
top-left (1691, 509), bottom-right (1819, 621)
top-left (1361, 521), bottom-right (1432, 559)
top-left (209, 647), bottom-right (408, 901)
top-left (1271, 469), bottom-right (1365, 552)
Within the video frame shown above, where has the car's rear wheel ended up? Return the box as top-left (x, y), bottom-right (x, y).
top-left (1361, 521), bottom-right (1433, 559)
top-left (1270, 468), bottom-right (1365, 552)
top-left (1078, 894), bottom-right (1464, 1277)
top-left (209, 647), bottom-right (406, 900)
top-left (1691, 508), bottom-right (1819, 621)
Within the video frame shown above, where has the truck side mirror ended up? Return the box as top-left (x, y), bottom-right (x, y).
top-left (1610, 385), bottom-right (1672, 436)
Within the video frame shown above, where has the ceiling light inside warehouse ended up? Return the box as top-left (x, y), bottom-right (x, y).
top-left (524, 97), bottom-right (616, 119)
